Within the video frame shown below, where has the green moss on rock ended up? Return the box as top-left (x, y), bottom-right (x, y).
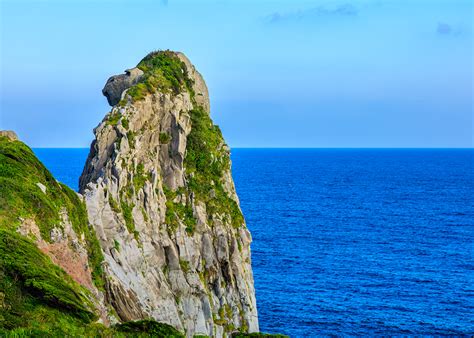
top-left (133, 162), bottom-right (151, 192)
top-left (179, 259), bottom-right (190, 273)
top-left (120, 199), bottom-right (137, 240)
top-left (159, 132), bottom-right (171, 144)
top-left (115, 319), bottom-right (184, 337)
top-left (184, 106), bottom-right (244, 228)
top-left (106, 111), bottom-right (121, 126)
top-left (163, 186), bottom-right (197, 235)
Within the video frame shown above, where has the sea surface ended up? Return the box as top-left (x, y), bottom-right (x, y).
top-left (33, 148), bottom-right (474, 337)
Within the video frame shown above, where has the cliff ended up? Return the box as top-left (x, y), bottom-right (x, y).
top-left (79, 51), bottom-right (258, 337)
top-left (0, 134), bottom-right (184, 336)
top-left (0, 51), bottom-right (265, 337)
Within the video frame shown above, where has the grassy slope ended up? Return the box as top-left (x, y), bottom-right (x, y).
top-left (0, 136), bottom-right (104, 289)
top-left (0, 136), bottom-right (184, 336)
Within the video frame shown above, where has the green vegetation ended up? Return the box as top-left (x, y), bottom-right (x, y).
top-left (120, 200), bottom-right (138, 241)
top-left (0, 137), bottom-right (193, 336)
top-left (110, 191), bottom-right (140, 241)
top-left (106, 51), bottom-right (244, 236)
top-left (127, 130), bottom-right (136, 149)
top-left (0, 52), bottom-right (284, 336)
top-left (184, 106), bottom-right (244, 228)
top-left (0, 136), bottom-right (104, 290)
top-left (121, 117), bottom-right (130, 130)
top-left (114, 239), bottom-right (120, 252)
top-left (163, 187), bottom-right (196, 235)
top-left (0, 230), bottom-right (96, 324)
top-left (105, 51), bottom-right (245, 233)
top-left (179, 259), bottom-right (190, 273)
top-left (127, 52), bottom-right (245, 232)
top-left (61, 186), bottom-right (105, 290)
top-left (109, 195), bottom-right (121, 213)
top-left (159, 132), bottom-right (171, 144)
top-left (133, 162), bottom-right (151, 192)
top-left (121, 50), bottom-right (195, 104)
top-left (127, 83), bottom-right (148, 102)
top-left (115, 319), bottom-right (184, 337)
top-left (106, 111), bottom-right (121, 126)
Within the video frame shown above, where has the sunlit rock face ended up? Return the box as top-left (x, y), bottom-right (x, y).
top-left (0, 130), bottom-right (18, 141)
top-left (80, 51), bottom-right (258, 337)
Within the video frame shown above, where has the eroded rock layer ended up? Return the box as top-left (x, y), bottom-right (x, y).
top-left (79, 51), bottom-right (258, 337)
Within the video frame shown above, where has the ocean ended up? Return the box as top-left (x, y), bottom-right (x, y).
top-left (33, 148), bottom-right (474, 336)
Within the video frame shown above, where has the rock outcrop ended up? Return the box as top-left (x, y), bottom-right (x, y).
top-left (80, 51), bottom-right (258, 337)
top-left (0, 133), bottom-right (189, 336)
top-left (0, 130), bottom-right (18, 141)
top-left (102, 68), bottom-right (144, 106)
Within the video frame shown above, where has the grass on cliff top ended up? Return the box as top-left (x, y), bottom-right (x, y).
top-left (0, 136), bottom-right (105, 290)
top-left (122, 50), bottom-right (195, 104)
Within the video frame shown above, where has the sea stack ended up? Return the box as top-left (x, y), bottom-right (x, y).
top-left (79, 51), bottom-right (258, 337)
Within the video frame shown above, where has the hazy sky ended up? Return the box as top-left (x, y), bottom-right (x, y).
top-left (1, 0), bottom-right (472, 147)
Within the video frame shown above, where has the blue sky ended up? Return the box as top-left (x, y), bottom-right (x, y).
top-left (0, 0), bottom-right (472, 147)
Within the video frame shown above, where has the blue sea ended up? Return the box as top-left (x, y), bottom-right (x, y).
top-left (33, 148), bottom-right (474, 337)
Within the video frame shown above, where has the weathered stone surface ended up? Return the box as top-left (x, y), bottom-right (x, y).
top-left (0, 130), bottom-right (18, 141)
top-left (36, 182), bottom-right (47, 194)
top-left (102, 68), bottom-right (144, 106)
top-left (176, 52), bottom-right (210, 113)
top-left (80, 51), bottom-right (258, 337)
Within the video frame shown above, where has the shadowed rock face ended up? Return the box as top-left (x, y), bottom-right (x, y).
top-left (102, 68), bottom-right (144, 106)
top-left (80, 51), bottom-right (258, 337)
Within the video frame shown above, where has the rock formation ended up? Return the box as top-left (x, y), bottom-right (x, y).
top-left (0, 132), bottom-right (190, 337)
top-left (0, 133), bottom-right (108, 329)
top-left (79, 50), bottom-right (258, 337)
top-left (0, 130), bottom-right (18, 141)
top-left (102, 68), bottom-right (145, 106)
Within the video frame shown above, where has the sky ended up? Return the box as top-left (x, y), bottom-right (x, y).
top-left (0, 0), bottom-right (472, 148)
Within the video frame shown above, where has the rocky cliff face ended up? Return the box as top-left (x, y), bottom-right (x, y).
top-left (79, 51), bottom-right (258, 337)
top-left (0, 134), bottom-right (189, 336)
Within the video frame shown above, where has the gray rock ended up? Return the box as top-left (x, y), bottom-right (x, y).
top-left (102, 68), bottom-right (144, 106)
top-left (36, 182), bottom-right (47, 194)
top-left (0, 130), bottom-right (18, 141)
top-left (80, 51), bottom-right (258, 337)
top-left (176, 53), bottom-right (210, 113)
